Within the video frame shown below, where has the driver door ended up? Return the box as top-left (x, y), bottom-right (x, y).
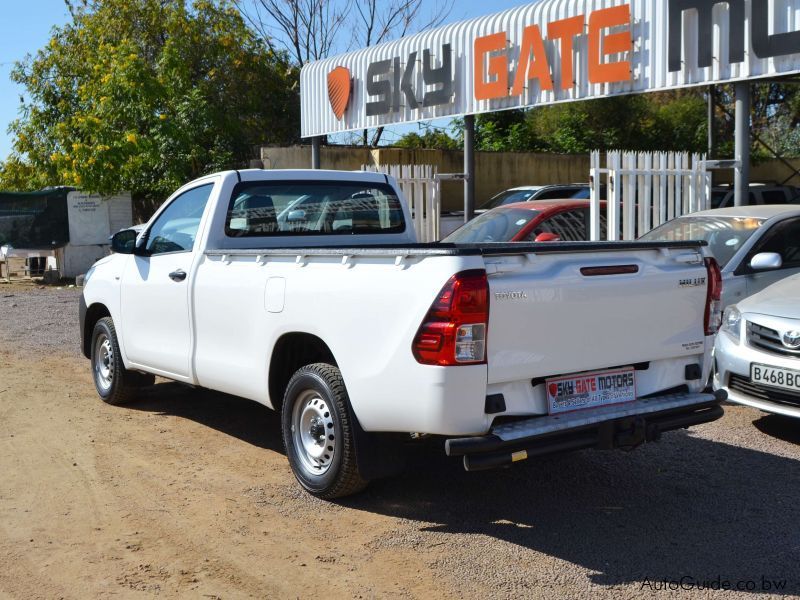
top-left (120, 183), bottom-right (214, 379)
top-left (742, 218), bottom-right (800, 297)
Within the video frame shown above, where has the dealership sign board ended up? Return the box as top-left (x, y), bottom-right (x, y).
top-left (300, 0), bottom-right (800, 137)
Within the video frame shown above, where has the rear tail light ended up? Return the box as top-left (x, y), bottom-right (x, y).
top-left (704, 257), bottom-right (723, 335)
top-left (413, 270), bottom-right (489, 366)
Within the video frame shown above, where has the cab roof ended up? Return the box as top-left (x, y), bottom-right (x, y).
top-left (497, 198), bottom-right (598, 212)
top-left (684, 205), bottom-right (800, 219)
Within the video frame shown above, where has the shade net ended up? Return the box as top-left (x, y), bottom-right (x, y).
top-left (0, 188), bottom-right (71, 248)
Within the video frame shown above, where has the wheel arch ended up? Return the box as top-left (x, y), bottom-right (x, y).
top-left (268, 332), bottom-right (337, 411)
top-left (82, 302), bottom-right (112, 358)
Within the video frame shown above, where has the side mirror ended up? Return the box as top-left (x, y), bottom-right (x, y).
top-left (287, 209), bottom-right (306, 222)
top-left (535, 232), bottom-right (561, 242)
top-left (750, 252), bottom-right (783, 271)
top-left (110, 229), bottom-right (138, 254)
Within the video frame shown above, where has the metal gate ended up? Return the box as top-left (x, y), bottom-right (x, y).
top-left (361, 164), bottom-right (441, 242)
top-left (589, 150), bottom-right (711, 241)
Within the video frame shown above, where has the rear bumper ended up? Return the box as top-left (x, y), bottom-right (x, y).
top-left (445, 390), bottom-right (725, 471)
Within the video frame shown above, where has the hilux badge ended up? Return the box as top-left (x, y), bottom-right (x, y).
top-left (494, 291), bottom-right (527, 300)
top-left (782, 331), bottom-right (800, 349)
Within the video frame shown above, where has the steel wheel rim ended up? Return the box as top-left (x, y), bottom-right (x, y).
top-left (94, 333), bottom-right (114, 392)
top-left (291, 389), bottom-right (336, 476)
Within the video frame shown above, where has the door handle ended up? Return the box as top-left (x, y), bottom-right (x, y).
top-left (169, 269), bottom-right (187, 282)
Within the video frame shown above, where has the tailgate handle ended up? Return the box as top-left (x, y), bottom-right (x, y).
top-left (580, 265), bottom-right (639, 276)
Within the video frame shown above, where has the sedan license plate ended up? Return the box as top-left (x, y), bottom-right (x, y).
top-left (546, 367), bottom-right (636, 415)
top-left (750, 363), bottom-right (800, 393)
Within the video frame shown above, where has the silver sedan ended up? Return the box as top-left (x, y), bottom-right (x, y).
top-left (714, 273), bottom-right (800, 418)
top-left (639, 205), bottom-right (800, 309)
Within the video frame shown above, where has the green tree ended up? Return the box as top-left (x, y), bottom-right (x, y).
top-left (397, 92), bottom-right (709, 155)
top-left (395, 127), bottom-right (460, 150)
top-left (536, 91), bottom-right (706, 153)
top-left (2, 0), bottom-right (299, 215)
top-left (473, 111), bottom-right (540, 152)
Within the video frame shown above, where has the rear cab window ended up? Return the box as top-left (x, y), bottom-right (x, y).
top-left (225, 181), bottom-right (405, 237)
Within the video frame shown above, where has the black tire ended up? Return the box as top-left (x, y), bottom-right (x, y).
top-left (90, 317), bottom-right (144, 405)
top-left (281, 363), bottom-right (368, 499)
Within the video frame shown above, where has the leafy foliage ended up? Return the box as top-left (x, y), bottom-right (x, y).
top-left (395, 127), bottom-right (460, 150)
top-left (398, 92), bottom-right (709, 154)
top-left (472, 92), bottom-right (707, 155)
top-left (1, 0), bottom-right (299, 210)
top-left (398, 85), bottom-right (800, 161)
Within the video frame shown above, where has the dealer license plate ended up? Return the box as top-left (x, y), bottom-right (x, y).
top-left (546, 367), bottom-right (636, 415)
top-left (750, 363), bottom-right (800, 393)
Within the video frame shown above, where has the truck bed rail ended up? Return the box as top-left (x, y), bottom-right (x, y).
top-left (205, 240), bottom-right (706, 259)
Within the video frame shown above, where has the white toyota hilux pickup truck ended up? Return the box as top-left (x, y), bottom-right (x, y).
top-left (80, 169), bottom-right (725, 498)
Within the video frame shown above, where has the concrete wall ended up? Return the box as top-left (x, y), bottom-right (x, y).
top-left (259, 145), bottom-right (800, 213)
top-left (260, 145), bottom-right (591, 212)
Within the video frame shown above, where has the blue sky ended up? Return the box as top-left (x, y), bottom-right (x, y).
top-left (0, 0), bottom-right (71, 158)
top-left (0, 0), bottom-right (525, 160)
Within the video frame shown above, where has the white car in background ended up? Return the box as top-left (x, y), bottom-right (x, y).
top-left (639, 206), bottom-right (800, 309)
top-left (711, 183), bottom-right (800, 209)
top-left (714, 273), bottom-right (800, 418)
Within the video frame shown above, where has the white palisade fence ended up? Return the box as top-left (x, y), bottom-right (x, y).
top-left (590, 150), bottom-right (711, 241)
top-left (361, 164), bottom-right (441, 242)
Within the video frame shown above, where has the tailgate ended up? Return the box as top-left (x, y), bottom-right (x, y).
top-left (485, 244), bottom-right (708, 385)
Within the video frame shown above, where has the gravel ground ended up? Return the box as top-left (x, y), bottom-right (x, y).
top-left (1, 282), bottom-right (799, 598)
top-left (0, 282), bottom-right (83, 357)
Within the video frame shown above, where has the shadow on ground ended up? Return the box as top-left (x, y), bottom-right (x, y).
top-left (127, 381), bottom-right (284, 453)
top-left (753, 413), bottom-right (800, 446)
top-left (130, 381), bottom-right (800, 594)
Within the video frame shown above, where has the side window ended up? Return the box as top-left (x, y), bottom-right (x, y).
top-left (536, 188), bottom-right (580, 201)
top-left (761, 190), bottom-right (788, 205)
top-left (528, 209), bottom-right (589, 241)
top-left (745, 218), bottom-right (800, 271)
top-left (146, 184), bottom-right (214, 255)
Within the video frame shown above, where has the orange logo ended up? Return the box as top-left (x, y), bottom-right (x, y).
top-left (327, 66), bottom-right (351, 120)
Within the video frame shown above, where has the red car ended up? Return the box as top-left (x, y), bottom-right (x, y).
top-left (443, 199), bottom-right (607, 243)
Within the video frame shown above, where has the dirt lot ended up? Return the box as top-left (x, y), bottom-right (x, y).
top-left (1, 282), bottom-right (800, 599)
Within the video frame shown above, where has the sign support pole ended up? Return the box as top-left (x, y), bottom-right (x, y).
top-left (708, 85), bottom-right (716, 187)
top-left (734, 82), bottom-right (750, 207)
top-left (707, 85), bottom-right (716, 158)
top-left (311, 136), bottom-right (321, 169)
top-left (464, 114), bottom-right (476, 223)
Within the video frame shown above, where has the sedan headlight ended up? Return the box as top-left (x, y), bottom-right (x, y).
top-left (721, 305), bottom-right (742, 342)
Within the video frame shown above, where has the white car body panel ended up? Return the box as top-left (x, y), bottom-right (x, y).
top-left (83, 169), bottom-right (717, 438)
top-left (484, 250), bottom-right (711, 386)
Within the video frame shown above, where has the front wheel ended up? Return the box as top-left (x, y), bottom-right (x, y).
top-left (91, 317), bottom-right (146, 405)
top-left (281, 363), bottom-right (367, 499)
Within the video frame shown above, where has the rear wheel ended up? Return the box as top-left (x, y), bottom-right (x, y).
top-left (281, 363), bottom-right (367, 498)
top-left (91, 317), bottom-right (148, 405)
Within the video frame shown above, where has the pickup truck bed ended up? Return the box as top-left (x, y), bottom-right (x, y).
top-left (80, 169), bottom-right (723, 498)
